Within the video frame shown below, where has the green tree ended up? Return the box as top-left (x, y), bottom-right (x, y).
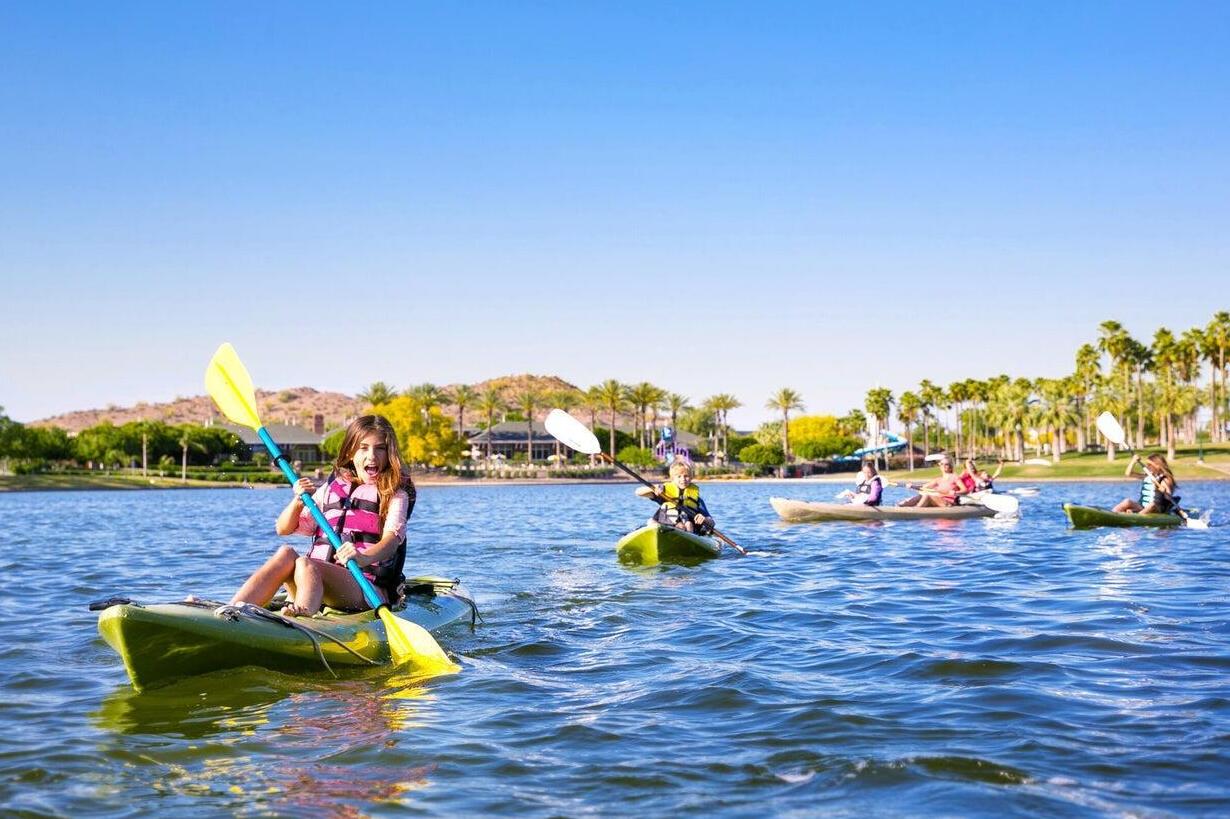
top-left (897, 391), bottom-right (921, 471)
top-left (514, 389), bottom-right (541, 465)
top-left (359, 378), bottom-right (396, 405)
top-left (918, 379), bottom-right (943, 456)
top-left (371, 394), bottom-right (463, 466)
top-left (449, 384), bottom-right (478, 443)
top-left (595, 380), bottom-right (626, 459)
top-left (358, 381), bottom-right (397, 407)
top-left (1073, 343), bottom-right (1101, 451)
top-left (665, 393), bottom-right (690, 433)
top-left (476, 387), bottom-right (505, 461)
top-left (176, 425), bottom-right (208, 482)
top-left (863, 387), bottom-right (893, 467)
top-left (1205, 311), bottom-right (1230, 442)
top-left (765, 388), bottom-right (804, 463)
top-left (740, 443), bottom-right (785, 473)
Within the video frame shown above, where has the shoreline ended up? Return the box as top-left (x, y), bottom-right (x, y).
top-left (3, 473), bottom-right (1229, 493)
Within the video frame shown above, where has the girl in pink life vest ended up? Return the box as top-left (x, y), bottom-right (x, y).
top-left (230, 414), bottom-right (414, 617)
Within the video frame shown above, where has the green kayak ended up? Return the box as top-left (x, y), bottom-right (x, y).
top-left (96, 577), bottom-right (474, 691)
top-left (616, 524), bottom-right (722, 565)
top-left (1063, 503), bottom-right (1183, 529)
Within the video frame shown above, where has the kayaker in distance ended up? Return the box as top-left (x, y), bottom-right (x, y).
top-left (962, 458), bottom-right (1003, 492)
top-left (896, 455), bottom-right (968, 508)
top-left (838, 461), bottom-right (883, 506)
top-left (228, 414), bottom-right (415, 617)
top-left (636, 459), bottom-right (715, 534)
top-left (1112, 453), bottom-right (1178, 515)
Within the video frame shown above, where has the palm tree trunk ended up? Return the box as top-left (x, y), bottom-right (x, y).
top-left (181, 444), bottom-right (188, 483)
top-left (609, 410), bottom-right (617, 459)
top-left (487, 411), bottom-right (494, 461)
top-left (906, 421), bottom-right (915, 471)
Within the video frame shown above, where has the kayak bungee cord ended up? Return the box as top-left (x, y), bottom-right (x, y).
top-left (185, 598), bottom-right (384, 676)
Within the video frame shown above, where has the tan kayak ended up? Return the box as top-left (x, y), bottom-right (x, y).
top-left (770, 496), bottom-right (996, 523)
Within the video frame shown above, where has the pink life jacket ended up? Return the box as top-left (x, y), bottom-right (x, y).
top-left (308, 478), bottom-right (407, 602)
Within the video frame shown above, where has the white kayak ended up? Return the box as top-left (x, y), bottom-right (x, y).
top-left (770, 496), bottom-right (997, 523)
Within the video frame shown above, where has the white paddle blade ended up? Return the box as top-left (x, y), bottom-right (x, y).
top-left (544, 409), bottom-right (601, 455)
top-left (980, 493), bottom-right (1019, 517)
top-left (1095, 412), bottom-right (1126, 447)
top-left (1185, 516), bottom-right (1209, 530)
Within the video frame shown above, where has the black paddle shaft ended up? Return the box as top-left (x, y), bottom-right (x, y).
top-left (601, 454), bottom-right (747, 555)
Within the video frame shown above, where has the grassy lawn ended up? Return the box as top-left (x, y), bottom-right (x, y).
top-left (0, 474), bottom-right (245, 492)
top-left (882, 442), bottom-right (1230, 482)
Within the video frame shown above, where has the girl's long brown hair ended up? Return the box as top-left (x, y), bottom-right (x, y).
top-left (1144, 453), bottom-right (1175, 492)
top-left (333, 415), bottom-right (413, 519)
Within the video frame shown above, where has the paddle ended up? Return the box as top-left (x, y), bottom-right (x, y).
top-left (544, 409), bottom-right (748, 555)
top-left (205, 343), bottom-right (459, 674)
top-left (885, 479), bottom-right (1019, 516)
top-left (1095, 411), bottom-right (1205, 529)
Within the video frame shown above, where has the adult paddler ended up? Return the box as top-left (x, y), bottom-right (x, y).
top-left (897, 454), bottom-right (968, 508)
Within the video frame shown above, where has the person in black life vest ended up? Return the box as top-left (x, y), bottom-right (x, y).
top-left (636, 459), bottom-right (714, 534)
top-left (1113, 452), bottom-right (1178, 515)
top-left (838, 460), bottom-right (883, 506)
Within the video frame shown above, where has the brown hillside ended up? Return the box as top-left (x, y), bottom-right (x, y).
top-left (32, 374), bottom-right (641, 433)
top-left (33, 388), bottom-right (364, 434)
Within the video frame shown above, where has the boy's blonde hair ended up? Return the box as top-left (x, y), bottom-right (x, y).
top-left (668, 460), bottom-right (693, 478)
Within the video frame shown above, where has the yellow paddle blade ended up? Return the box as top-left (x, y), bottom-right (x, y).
top-left (205, 343), bottom-right (263, 430)
top-left (379, 608), bottom-right (460, 675)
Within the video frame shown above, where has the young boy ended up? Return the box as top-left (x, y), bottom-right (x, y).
top-left (636, 460), bottom-right (715, 533)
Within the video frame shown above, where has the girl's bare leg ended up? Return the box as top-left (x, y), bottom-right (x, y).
top-left (1113, 498), bottom-right (1142, 514)
top-left (231, 545), bottom-right (298, 606)
top-left (316, 561), bottom-right (385, 611)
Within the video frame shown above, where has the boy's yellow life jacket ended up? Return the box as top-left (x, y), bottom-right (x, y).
top-left (661, 482), bottom-right (702, 512)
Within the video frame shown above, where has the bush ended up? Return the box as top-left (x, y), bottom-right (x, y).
top-left (739, 443), bottom-right (785, 468)
top-left (616, 446), bottom-right (657, 468)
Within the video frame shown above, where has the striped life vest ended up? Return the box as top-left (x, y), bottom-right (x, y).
top-left (308, 478), bottom-right (406, 602)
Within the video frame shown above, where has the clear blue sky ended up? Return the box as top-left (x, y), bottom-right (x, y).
top-left (2, 2), bottom-right (1227, 429)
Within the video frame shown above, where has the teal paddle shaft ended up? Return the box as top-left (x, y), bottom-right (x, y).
top-left (257, 427), bottom-right (384, 610)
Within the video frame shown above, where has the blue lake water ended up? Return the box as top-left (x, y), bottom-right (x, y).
top-left (1, 480), bottom-right (1228, 816)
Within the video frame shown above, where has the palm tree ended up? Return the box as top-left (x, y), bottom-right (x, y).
top-left (449, 384), bottom-right (477, 443)
top-left (987, 378), bottom-right (1032, 462)
top-left (864, 387), bottom-right (893, 470)
top-left (595, 379), bottom-right (625, 459)
top-left (1152, 328), bottom-right (1180, 459)
top-left (549, 389), bottom-right (581, 468)
top-left (1035, 378), bottom-right (1077, 463)
top-left (897, 391), bottom-right (921, 471)
top-left (177, 425), bottom-right (206, 484)
top-left (1206, 311), bottom-right (1230, 442)
top-left (1098, 321), bottom-right (1136, 446)
top-left (358, 381), bottom-right (397, 407)
top-left (918, 379), bottom-right (943, 457)
top-left (1177, 328), bottom-right (1205, 444)
top-left (1073, 343), bottom-right (1101, 452)
top-left (765, 388), bottom-right (805, 463)
top-left (1126, 339), bottom-right (1152, 448)
top-left (709, 393), bottom-right (742, 463)
top-left (666, 393), bottom-right (690, 434)
top-left (626, 382), bottom-right (658, 449)
top-left (947, 381), bottom-right (970, 458)
top-left (514, 389), bottom-right (540, 465)
top-left (476, 387), bottom-right (505, 462)
top-left (405, 383), bottom-right (444, 410)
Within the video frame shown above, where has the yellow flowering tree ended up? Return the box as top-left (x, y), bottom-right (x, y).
top-left (369, 395), bottom-right (464, 467)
